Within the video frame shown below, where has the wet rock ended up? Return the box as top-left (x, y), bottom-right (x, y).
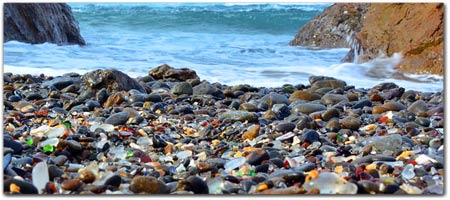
top-left (193, 81), bottom-right (223, 97)
top-left (289, 90), bottom-right (321, 102)
top-left (4, 3), bottom-right (85, 45)
top-left (82, 69), bottom-right (145, 93)
top-left (340, 116), bottom-right (362, 130)
top-left (246, 149), bottom-right (270, 166)
top-left (242, 124), bottom-right (260, 141)
top-left (123, 107), bottom-right (144, 124)
top-left (275, 122), bottom-right (296, 132)
top-left (104, 174), bottom-right (122, 188)
top-left (66, 140), bottom-right (82, 153)
top-left (219, 111), bottom-right (258, 122)
top-left (171, 82), bottom-right (193, 96)
top-left (13, 101), bottom-right (36, 113)
top-left (129, 176), bottom-right (169, 194)
top-left (48, 165), bottom-right (64, 181)
top-left (372, 106), bottom-right (388, 114)
top-left (149, 64), bottom-right (199, 81)
top-left (105, 111), bottom-right (130, 126)
top-left (181, 176), bottom-right (209, 194)
top-left (289, 4), bottom-right (368, 48)
top-left (52, 155), bottom-right (68, 166)
top-left (415, 117), bottom-right (430, 127)
top-left (321, 108), bottom-right (340, 121)
top-left (311, 79), bottom-right (346, 90)
top-left (79, 170), bottom-right (96, 183)
top-left (291, 103), bottom-right (326, 115)
top-left (301, 130), bottom-right (320, 144)
top-left (383, 101), bottom-right (406, 111)
top-left (61, 179), bottom-right (83, 191)
top-left (261, 93), bottom-right (289, 106)
top-left (407, 100), bottom-right (428, 115)
top-left (321, 93), bottom-right (349, 105)
top-left (239, 103), bottom-right (259, 112)
top-left (7, 95), bottom-right (21, 102)
top-left (325, 118), bottom-right (340, 132)
top-left (4, 139), bottom-right (23, 154)
top-left (103, 92), bottom-right (125, 107)
top-left (352, 99), bottom-right (372, 109)
top-left (296, 115), bottom-right (316, 130)
top-left (4, 178), bottom-right (38, 194)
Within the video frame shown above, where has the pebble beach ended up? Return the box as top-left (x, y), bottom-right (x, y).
top-left (2, 64), bottom-right (445, 195)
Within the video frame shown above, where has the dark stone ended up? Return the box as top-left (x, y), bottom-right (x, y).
top-left (321, 108), bottom-right (340, 121)
top-left (255, 164), bottom-right (269, 173)
top-left (352, 99), bottom-right (372, 109)
top-left (41, 77), bottom-right (80, 90)
top-left (82, 69), bottom-right (145, 93)
top-left (4, 178), bottom-right (38, 194)
top-left (4, 139), bottom-right (22, 154)
top-left (182, 176), bottom-right (209, 194)
top-left (48, 165), bottom-right (64, 181)
top-left (105, 112), bottom-right (130, 126)
top-left (7, 95), bottom-right (21, 102)
top-left (246, 149), bottom-right (270, 166)
top-left (4, 3), bottom-right (85, 45)
top-left (291, 102), bottom-right (326, 115)
top-left (193, 81), bottom-right (223, 98)
top-left (274, 122), bottom-right (296, 132)
top-left (301, 130), bottom-right (320, 144)
top-left (25, 93), bottom-right (43, 101)
top-left (104, 174), bottom-right (122, 188)
top-left (129, 176), bottom-right (169, 194)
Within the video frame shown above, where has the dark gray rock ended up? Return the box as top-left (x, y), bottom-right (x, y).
top-left (301, 130), bottom-right (320, 144)
top-left (171, 82), bottom-right (193, 96)
top-left (105, 112), bottom-right (130, 126)
top-left (4, 3), bottom-right (85, 45)
top-left (82, 69), bottom-right (145, 93)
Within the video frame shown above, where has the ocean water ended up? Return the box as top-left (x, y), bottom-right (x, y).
top-left (3, 3), bottom-right (443, 92)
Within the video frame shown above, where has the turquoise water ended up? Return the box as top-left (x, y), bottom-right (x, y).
top-left (3, 3), bottom-right (443, 91)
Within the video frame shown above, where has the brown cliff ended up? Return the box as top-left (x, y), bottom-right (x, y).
top-left (4, 3), bottom-right (85, 45)
top-left (290, 3), bottom-right (444, 75)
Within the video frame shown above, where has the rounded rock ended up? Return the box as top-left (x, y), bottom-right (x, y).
top-left (171, 82), bottom-right (193, 96)
top-left (105, 112), bottom-right (130, 126)
top-left (129, 176), bottom-right (169, 194)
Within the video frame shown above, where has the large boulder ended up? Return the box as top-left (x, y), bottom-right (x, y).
top-left (289, 3), bottom-right (369, 48)
top-left (353, 3), bottom-right (443, 75)
top-left (4, 3), bottom-right (85, 45)
top-left (290, 3), bottom-right (444, 76)
top-left (82, 69), bottom-right (145, 93)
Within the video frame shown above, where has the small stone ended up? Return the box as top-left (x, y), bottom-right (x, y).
top-left (246, 149), bottom-right (269, 166)
top-left (48, 165), bottom-right (64, 181)
top-left (239, 103), bottom-right (259, 112)
top-left (219, 110), bottom-right (258, 122)
top-left (340, 116), bottom-right (362, 130)
top-left (291, 103), bottom-right (326, 115)
top-left (321, 93), bottom-right (349, 105)
top-left (289, 90), bottom-right (321, 102)
top-left (301, 130), bottom-right (320, 144)
top-left (182, 176), bottom-right (209, 194)
top-left (4, 178), bottom-right (38, 194)
top-left (242, 124), bottom-right (260, 140)
top-left (66, 140), bottom-right (82, 153)
top-left (415, 117), bottom-right (430, 127)
top-left (274, 122), bottom-right (296, 132)
top-left (105, 112), bottom-right (130, 126)
top-left (383, 101), bottom-right (407, 111)
top-left (407, 100), bottom-right (428, 115)
top-left (372, 105), bottom-right (388, 114)
top-left (103, 92), bottom-right (125, 107)
top-left (321, 108), bottom-right (340, 121)
top-left (370, 93), bottom-right (385, 102)
top-left (79, 170), bottom-right (96, 183)
top-left (4, 139), bottom-right (23, 154)
top-left (61, 179), bottom-right (83, 191)
top-left (129, 176), bottom-right (169, 194)
top-left (104, 174), bottom-right (122, 188)
top-left (325, 118), bottom-right (340, 132)
top-left (352, 99), bottom-right (372, 109)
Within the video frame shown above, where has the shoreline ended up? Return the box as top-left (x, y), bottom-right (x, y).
top-left (3, 66), bottom-right (445, 194)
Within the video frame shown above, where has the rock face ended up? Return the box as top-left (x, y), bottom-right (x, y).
top-left (4, 3), bottom-right (85, 45)
top-left (290, 3), bottom-right (444, 75)
top-left (289, 3), bottom-right (369, 48)
top-left (354, 3), bottom-right (444, 75)
top-left (82, 69), bottom-right (145, 93)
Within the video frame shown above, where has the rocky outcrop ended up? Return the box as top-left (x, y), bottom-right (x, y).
top-left (289, 3), bottom-right (369, 48)
top-left (82, 69), bottom-right (145, 93)
top-left (354, 3), bottom-right (443, 75)
top-left (290, 3), bottom-right (444, 75)
top-left (4, 3), bottom-right (85, 45)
